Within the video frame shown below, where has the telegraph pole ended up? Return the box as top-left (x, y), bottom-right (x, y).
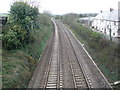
top-left (109, 8), bottom-right (112, 41)
top-left (109, 27), bottom-right (112, 41)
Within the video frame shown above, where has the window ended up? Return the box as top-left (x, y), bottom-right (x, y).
top-left (114, 22), bottom-right (117, 25)
top-left (104, 29), bottom-right (106, 33)
top-left (118, 29), bottom-right (120, 35)
top-left (113, 33), bottom-right (115, 36)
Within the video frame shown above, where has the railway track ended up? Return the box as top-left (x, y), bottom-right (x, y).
top-left (28, 19), bottom-right (112, 89)
top-left (61, 22), bottom-right (112, 88)
top-left (39, 19), bottom-right (60, 88)
top-left (57, 21), bottom-right (90, 88)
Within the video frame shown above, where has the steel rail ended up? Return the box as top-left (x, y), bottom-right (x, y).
top-left (59, 22), bottom-right (91, 89)
top-left (40, 19), bottom-right (59, 88)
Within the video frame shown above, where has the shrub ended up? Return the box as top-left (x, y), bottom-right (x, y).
top-left (3, 29), bottom-right (21, 49)
top-left (3, 24), bottom-right (27, 50)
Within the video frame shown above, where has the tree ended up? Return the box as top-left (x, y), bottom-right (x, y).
top-left (3, 1), bottom-right (39, 50)
top-left (9, 1), bottom-right (39, 29)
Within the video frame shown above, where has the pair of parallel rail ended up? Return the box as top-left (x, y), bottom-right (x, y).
top-left (41, 19), bottom-right (91, 88)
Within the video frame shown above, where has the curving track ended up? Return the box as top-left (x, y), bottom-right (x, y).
top-left (28, 19), bottom-right (112, 89)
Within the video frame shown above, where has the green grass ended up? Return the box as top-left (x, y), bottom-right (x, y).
top-left (0, 15), bottom-right (9, 17)
top-left (2, 50), bottom-right (32, 88)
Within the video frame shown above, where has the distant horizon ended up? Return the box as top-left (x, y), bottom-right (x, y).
top-left (0, 12), bottom-right (99, 16)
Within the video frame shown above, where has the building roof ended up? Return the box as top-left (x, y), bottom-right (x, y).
top-left (94, 10), bottom-right (120, 21)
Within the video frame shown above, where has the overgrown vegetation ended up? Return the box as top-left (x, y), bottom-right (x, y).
top-left (60, 14), bottom-right (120, 84)
top-left (2, 24), bottom-right (52, 88)
top-left (2, 1), bottom-right (39, 50)
top-left (2, 1), bottom-right (52, 88)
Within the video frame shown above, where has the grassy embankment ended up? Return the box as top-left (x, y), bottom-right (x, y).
top-left (66, 25), bottom-right (120, 89)
top-left (60, 15), bottom-right (120, 84)
top-left (2, 14), bottom-right (53, 88)
top-left (68, 25), bottom-right (119, 82)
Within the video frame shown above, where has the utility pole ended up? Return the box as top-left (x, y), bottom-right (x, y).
top-left (109, 8), bottom-right (112, 41)
top-left (109, 26), bottom-right (112, 41)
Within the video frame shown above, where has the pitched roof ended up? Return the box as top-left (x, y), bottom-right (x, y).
top-left (95, 10), bottom-right (120, 21)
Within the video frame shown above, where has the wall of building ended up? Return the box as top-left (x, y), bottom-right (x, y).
top-left (92, 19), bottom-right (119, 38)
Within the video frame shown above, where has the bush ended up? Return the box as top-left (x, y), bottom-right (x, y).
top-left (3, 29), bottom-right (21, 49)
top-left (3, 24), bottom-right (27, 50)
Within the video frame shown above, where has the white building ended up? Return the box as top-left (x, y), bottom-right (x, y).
top-left (92, 9), bottom-right (120, 38)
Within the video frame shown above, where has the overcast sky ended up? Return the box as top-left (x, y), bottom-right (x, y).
top-left (0, 0), bottom-right (119, 15)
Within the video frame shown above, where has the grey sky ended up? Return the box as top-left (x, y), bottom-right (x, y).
top-left (0, 0), bottom-right (119, 15)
